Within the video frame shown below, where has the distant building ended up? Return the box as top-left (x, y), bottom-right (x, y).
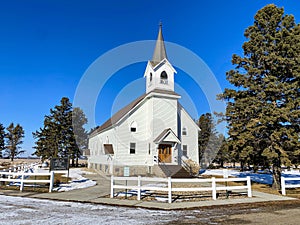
top-left (88, 25), bottom-right (199, 177)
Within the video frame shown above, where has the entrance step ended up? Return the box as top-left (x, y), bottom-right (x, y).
top-left (154, 165), bottom-right (192, 178)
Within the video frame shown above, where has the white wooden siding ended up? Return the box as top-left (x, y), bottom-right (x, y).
top-left (179, 106), bottom-right (199, 164)
top-left (88, 93), bottom-right (199, 170)
top-left (153, 97), bottom-right (178, 139)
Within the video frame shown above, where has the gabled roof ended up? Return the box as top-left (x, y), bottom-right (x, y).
top-left (90, 89), bottom-right (180, 137)
top-left (151, 23), bottom-right (167, 66)
top-left (154, 128), bottom-right (181, 144)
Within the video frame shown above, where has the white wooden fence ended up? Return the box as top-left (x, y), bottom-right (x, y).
top-left (111, 176), bottom-right (252, 203)
top-left (4, 163), bottom-right (37, 173)
top-left (0, 171), bottom-right (54, 192)
top-left (281, 176), bottom-right (300, 195)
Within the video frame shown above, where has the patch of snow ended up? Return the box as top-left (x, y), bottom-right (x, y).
top-left (203, 169), bottom-right (300, 185)
top-left (0, 195), bottom-right (182, 225)
top-left (202, 169), bottom-right (238, 177)
top-left (154, 196), bottom-right (168, 202)
top-left (53, 168), bottom-right (96, 192)
top-left (5, 166), bottom-right (97, 192)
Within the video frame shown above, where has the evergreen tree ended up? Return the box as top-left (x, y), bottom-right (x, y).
top-left (33, 97), bottom-right (88, 166)
top-left (72, 107), bottom-right (88, 166)
top-left (0, 123), bottom-right (5, 158)
top-left (212, 135), bottom-right (229, 168)
top-left (5, 123), bottom-right (25, 161)
top-left (198, 113), bottom-right (221, 168)
top-left (52, 97), bottom-right (73, 158)
top-left (218, 4), bottom-right (300, 189)
top-left (33, 115), bottom-right (58, 161)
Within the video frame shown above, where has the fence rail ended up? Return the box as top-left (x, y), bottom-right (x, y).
top-left (281, 177), bottom-right (300, 195)
top-left (0, 171), bottom-right (54, 192)
top-left (111, 176), bottom-right (252, 203)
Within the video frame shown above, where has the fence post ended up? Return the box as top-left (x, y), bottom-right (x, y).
top-left (281, 176), bottom-right (286, 195)
top-left (110, 175), bottom-right (114, 198)
top-left (8, 168), bottom-right (12, 179)
top-left (212, 177), bottom-right (217, 200)
top-left (168, 177), bottom-right (172, 203)
top-left (247, 176), bottom-right (252, 197)
top-left (137, 176), bottom-right (141, 201)
top-left (20, 173), bottom-right (24, 192)
top-left (49, 171), bottom-right (54, 192)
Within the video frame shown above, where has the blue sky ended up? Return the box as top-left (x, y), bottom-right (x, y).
top-left (0, 0), bottom-right (299, 156)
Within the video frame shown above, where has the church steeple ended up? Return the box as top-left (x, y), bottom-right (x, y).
top-left (144, 23), bottom-right (177, 94)
top-left (151, 23), bottom-right (167, 66)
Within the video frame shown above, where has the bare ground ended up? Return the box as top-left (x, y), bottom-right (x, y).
top-left (168, 200), bottom-right (300, 225)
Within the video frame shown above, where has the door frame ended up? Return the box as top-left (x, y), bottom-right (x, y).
top-left (158, 144), bottom-right (172, 163)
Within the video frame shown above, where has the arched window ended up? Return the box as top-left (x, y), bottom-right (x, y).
top-left (130, 121), bottom-right (137, 132)
top-left (160, 71), bottom-right (168, 84)
top-left (182, 127), bottom-right (187, 136)
top-left (150, 72), bottom-right (153, 82)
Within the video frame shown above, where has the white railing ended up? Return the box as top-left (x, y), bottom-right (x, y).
top-left (111, 176), bottom-right (252, 203)
top-left (0, 171), bottom-right (54, 192)
top-left (4, 163), bottom-right (36, 173)
top-left (281, 176), bottom-right (300, 195)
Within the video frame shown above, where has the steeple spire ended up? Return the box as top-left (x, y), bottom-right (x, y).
top-left (151, 22), bottom-right (167, 65)
top-left (144, 23), bottom-right (176, 94)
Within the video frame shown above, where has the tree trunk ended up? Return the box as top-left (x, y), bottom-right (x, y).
top-left (253, 165), bottom-right (258, 173)
top-left (76, 157), bottom-right (79, 167)
top-left (220, 160), bottom-right (224, 168)
top-left (71, 157), bottom-right (75, 168)
top-left (272, 163), bottom-right (281, 190)
top-left (240, 161), bottom-right (244, 171)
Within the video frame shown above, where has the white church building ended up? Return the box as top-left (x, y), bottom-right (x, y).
top-left (88, 25), bottom-right (200, 177)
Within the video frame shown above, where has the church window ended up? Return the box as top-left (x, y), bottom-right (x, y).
top-left (182, 127), bottom-right (187, 136)
top-left (160, 71), bottom-right (168, 84)
top-left (183, 145), bottom-right (188, 157)
top-left (150, 73), bottom-right (153, 82)
top-left (130, 143), bottom-right (136, 154)
top-left (130, 121), bottom-right (137, 132)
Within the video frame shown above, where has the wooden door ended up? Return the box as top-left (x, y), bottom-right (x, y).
top-left (158, 144), bottom-right (172, 163)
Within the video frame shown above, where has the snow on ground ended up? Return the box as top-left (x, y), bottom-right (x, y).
top-left (0, 195), bottom-right (183, 225)
top-left (14, 166), bottom-right (97, 192)
top-left (52, 168), bottom-right (97, 192)
top-left (203, 169), bottom-right (300, 185)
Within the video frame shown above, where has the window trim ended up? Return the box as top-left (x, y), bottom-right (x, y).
top-left (182, 145), bottom-right (188, 157)
top-left (130, 142), bottom-right (136, 154)
top-left (182, 127), bottom-right (187, 136)
top-left (130, 121), bottom-right (137, 132)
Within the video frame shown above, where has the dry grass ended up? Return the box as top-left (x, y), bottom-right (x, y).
top-left (0, 159), bottom-right (40, 169)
